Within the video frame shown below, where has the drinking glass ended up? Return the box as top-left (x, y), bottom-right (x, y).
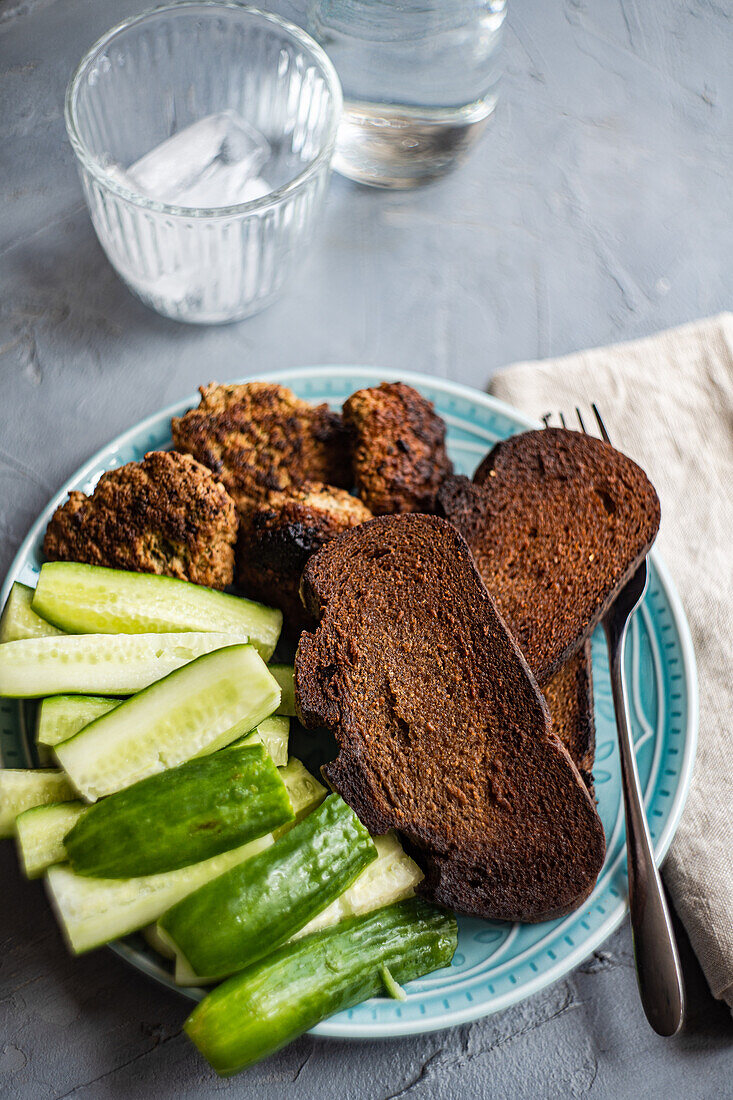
top-left (308, 0), bottom-right (506, 189)
top-left (65, 4), bottom-right (342, 323)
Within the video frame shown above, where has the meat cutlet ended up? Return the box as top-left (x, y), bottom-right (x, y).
top-left (43, 451), bottom-right (238, 589)
top-left (171, 382), bottom-right (352, 511)
top-left (342, 381), bottom-right (453, 514)
top-left (237, 483), bottom-right (372, 633)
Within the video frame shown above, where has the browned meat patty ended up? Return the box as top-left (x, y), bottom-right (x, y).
top-left (43, 451), bottom-right (238, 589)
top-left (171, 382), bottom-right (352, 511)
top-left (236, 483), bottom-right (372, 633)
top-left (342, 381), bottom-right (453, 514)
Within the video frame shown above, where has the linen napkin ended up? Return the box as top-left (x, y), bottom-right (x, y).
top-left (489, 315), bottom-right (733, 1012)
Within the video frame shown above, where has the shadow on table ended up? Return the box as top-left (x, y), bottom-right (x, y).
top-left (0, 834), bottom-right (730, 1100)
top-left (0, 209), bottom-right (199, 364)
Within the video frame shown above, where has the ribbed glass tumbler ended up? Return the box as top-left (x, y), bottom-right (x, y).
top-left (65, 4), bottom-right (342, 323)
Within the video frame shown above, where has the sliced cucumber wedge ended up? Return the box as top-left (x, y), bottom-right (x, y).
top-left (294, 832), bottom-right (424, 940)
top-left (15, 801), bottom-right (87, 878)
top-left (159, 795), bottom-right (377, 983)
top-left (174, 831), bottom-right (420, 985)
top-left (64, 745), bottom-right (293, 878)
top-left (44, 756), bottom-right (318, 954)
top-left (142, 922), bottom-right (176, 960)
top-left (36, 694), bottom-right (121, 748)
top-left (269, 665), bottom-right (295, 717)
top-left (0, 582), bottom-right (64, 644)
top-left (55, 645), bottom-right (281, 802)
top-left (235, 715), bottom-right (289, 768)
top-left (46, 834), bottom-right (274, 955)
top-left (0, 632), bottom-right (245, 699)
top-left (32, 562), bottom-right (282, 660)
top-left (273, 758), bottom-right (326, 833)
top-left (0, 769), bottom-right (76, 838)
top-left (184, 899), bottom-right (458, 1076)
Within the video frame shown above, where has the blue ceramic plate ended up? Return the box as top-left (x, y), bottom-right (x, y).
top-left (0, 367), bottom-right (697, 1039)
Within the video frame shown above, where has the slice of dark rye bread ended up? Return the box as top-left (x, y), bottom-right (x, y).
top-left (437, 428), bottom-right (660, 686)
top-left (544, 643), bottom-right (595, 796)
top-left (295, 514), bottom-right (606, 923)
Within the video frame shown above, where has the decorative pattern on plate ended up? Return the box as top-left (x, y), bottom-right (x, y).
top-left (0, 367), bottom-right (698, 1039)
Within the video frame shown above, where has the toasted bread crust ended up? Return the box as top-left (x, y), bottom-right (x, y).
top-left (296, 514), bottom-right (605, 923)
top-left (438, 429), bottom-right (660, 683)
top-left (236, 484), bottom-right (372, 632)
top-left (544, 642), bottom-right (595, 796)
top-left (343, 382), bottom-right (453, 514)
top-left (172, 382), bottom-right (352, 510)
top-left (43, 451), bottom-right (237, 588)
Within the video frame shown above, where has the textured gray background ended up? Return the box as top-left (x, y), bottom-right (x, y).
top-left (1, 1), bottom-right (732, 1096)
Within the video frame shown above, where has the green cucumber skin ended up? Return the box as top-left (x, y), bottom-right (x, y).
top-left (32, 561), bottom-right (282, 660)
top-left (185, 898), bottom-right (458, 1076)
top-left (36, 695), bottom-right (121, 747)
top-left (64, 745), bottom-right (293, 878)
top-left (159, 794), bottom-right (377, 982)
top-left (269, 665), bottom-right (295, 716)
top-left (54, 644), bottom-right (280, 801)
top-left (0, 583), bottom-right (64, 643)
top-left (293, 832), bottom-right (423, 941)
top-left (43, 757), bottom-right (317, 954)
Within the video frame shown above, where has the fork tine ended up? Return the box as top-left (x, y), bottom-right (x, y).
top-left (591, 403), bottom-right (612, 444)
top-left (575, 406), bottom-right (587, 434)
top-left (541, 413), bottom-right (552, 428)
top-left (559, 411), bottom-right (568, 429)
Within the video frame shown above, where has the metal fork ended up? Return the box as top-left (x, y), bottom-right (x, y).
top-left (549, 405), bottom-right (685, 1037)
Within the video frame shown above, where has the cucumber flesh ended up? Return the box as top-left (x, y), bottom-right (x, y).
top-left (278, 759), bottom-right (327, 820)
top-left (269, 665), bottom-right (295, 717)
top-left (46, 834), bottom-right (274, 955)
top-left (64, 745), bottom-right (293, 878)
top-left (380, 964), bottom-right (407, 1001)
top-left (0, 632), bottom-right (245, 699)
top-left (159, 794), bottom-right (377, 983)
top-left (33, 562), bottom-right (282, 660)
top-left (36, 695), bottom-right (121, 748)
top-left (293, 832), bottom-right (424, 940)
top-left (142, 922), bottom-right (176, 960)
top-left (43, 757), bottom-right (317, 954)
top-left (35, 742), bottom-right (55, 768)
top-left (235, 715), bottom-right (289, 767)
top-left (55, 645), bottom-right (281, 801)
top-left (0, 582), bottom-right (64, 643)
top-left (15, 801), bottom-right (87, 878)
top-left (184, 899), bottom-right (458, 1076)
top-left (273, 758), bottom-right (326, 834)
top-left (174, 811), bottom-right (413, 987)
top-left (0, 770), bottom-right (76, 838)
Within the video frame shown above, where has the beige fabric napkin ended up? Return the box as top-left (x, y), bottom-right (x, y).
top-left (489, 315), bottom-right (733, 1011)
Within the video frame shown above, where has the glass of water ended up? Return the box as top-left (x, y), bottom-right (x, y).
top-left (65, 3), bottom-right (342, 323)
top-left (308, 0), bottom-right (506, 189)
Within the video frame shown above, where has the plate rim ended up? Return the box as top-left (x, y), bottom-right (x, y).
top-left (0, 365), bottom-right (699, 1038)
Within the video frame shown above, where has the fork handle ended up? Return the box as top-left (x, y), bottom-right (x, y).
top-left (604, 615), bottom-right (685, 1036)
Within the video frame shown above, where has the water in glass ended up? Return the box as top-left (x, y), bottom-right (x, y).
top-left (308, 0), bottom-right (506, 188)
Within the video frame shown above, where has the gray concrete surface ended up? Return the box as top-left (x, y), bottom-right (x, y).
top-left (1, 1), bottom-right (732, 1096)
